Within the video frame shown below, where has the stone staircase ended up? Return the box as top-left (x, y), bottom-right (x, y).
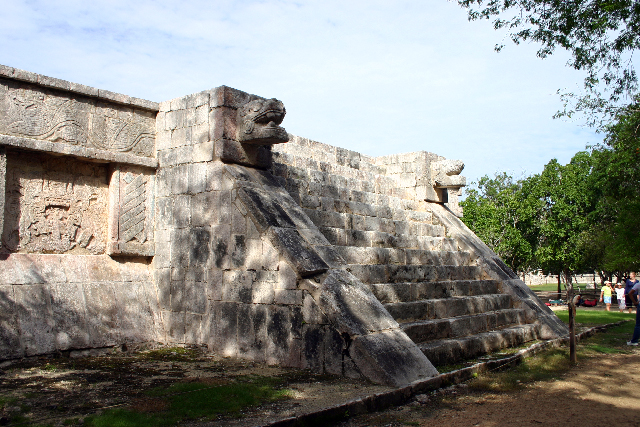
top-left (271, 138), bottom-right (541, 367)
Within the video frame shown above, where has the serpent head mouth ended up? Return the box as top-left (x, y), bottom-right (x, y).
top-left (236, 98), bottom-right (289, 145)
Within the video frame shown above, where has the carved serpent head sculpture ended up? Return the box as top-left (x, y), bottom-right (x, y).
top-left (236, 98), bottom-right (289, 145)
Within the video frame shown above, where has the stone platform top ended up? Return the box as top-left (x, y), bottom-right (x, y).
top-left (0, 64), bottom-right (159, 112)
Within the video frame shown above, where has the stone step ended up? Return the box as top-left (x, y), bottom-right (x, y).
top-left (418, 324), bottom-right (541, 366)
top-left (384, 294), bottom-right (513, 322)
top-left (293, 182), bottom-right (430, 220)
top-left (317, 226), bottom-right (455, 250)
top-left (401, 309), bottom-right (529, 343)
top-left (347, 264), bottom-right (483, 284)
top-left (370, 280), bottom-right (500, 303)
top-left (333, 246), bottom-right (470, 266)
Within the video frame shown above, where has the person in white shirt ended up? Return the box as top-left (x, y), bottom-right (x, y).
top-left (615, 283), bottom-right (626, 312)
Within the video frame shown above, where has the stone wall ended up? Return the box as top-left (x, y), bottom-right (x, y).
top-left (0, 64), bottom-right (566, 388)
top-left (0, 65), bottom-right (162, 360)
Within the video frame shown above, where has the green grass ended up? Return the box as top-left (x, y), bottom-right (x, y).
top-left (528, 282), bottom-right (597, 293)
top-left (138, 347), bottom-right (201, 362)
top-left (469, 312), bottom-right (635, 393)
top-left (84, 376), bottom-right (291, 427)
top-left (555, 309), bottom-right (634, 326)
top-left (469, 348), bottom-right (572, 392)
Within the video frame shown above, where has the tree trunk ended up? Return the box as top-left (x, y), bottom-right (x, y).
top-left (557, 274), bottom-right (562, 299)
top-left (566, 272), bottom-right (577, 364)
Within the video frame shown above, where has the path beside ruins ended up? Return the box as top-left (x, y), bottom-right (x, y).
top-left (336, 350), bottom-right (640, 427)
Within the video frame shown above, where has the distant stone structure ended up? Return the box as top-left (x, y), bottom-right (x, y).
top-left (0, 65), bottom-right (567, 387)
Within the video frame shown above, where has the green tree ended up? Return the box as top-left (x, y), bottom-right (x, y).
top-left (460, 173), bottom-right (537, 276)
top-left (585, 98), bottom-right (640, 272)
top-left (457, 0), bottom-right (640, 127)
top-left (533, 152), bottom-right (598, 286)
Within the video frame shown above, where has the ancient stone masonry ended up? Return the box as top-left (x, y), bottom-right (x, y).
top-left (107, 165), bottom-right (155, 257)
top-left (2, 150), bottom-right (108, 255)
top-left (0, 64), bottom-right (568, 388)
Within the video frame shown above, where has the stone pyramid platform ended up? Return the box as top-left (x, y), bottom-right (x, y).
top-left (0, 68), bottom-right (567, 388)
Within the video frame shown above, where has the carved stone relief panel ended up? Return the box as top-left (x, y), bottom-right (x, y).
top-left (1, 150), bottom-right (108, 254)
top-left (0, 78), bottom-right (156, 158)
top-left (107, 165), bottom-right (155, 257)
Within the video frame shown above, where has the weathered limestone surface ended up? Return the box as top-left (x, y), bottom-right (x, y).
top-left (0, 254), bottom-right (161, 359)
top-left (0, 65), bottom-right (566, 388)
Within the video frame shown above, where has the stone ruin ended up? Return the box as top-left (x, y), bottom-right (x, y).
top-left (0, 65), bottom-right (568, 387)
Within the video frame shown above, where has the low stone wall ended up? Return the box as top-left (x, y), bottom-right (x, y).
top-left (0, 254), bottom-right (160, 359)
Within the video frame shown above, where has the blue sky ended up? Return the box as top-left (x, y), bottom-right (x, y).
top-left (0, 0), bottom-right (602, 186)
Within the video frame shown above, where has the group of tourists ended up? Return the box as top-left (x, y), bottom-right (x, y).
top-left (598, 272), bottom-right (640, 346)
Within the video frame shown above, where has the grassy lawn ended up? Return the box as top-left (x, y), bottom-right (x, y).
top-left (555, 309), bottom-right (635, 326)
top-left (469, 313), bottom-right (636, 393)
top-left (528, 282), bottom-right (599, 293)
top-left (83, 376), bottom-right (291, 427)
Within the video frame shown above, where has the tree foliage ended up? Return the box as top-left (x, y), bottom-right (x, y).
top-left (461, 152), bottom-right (599, 280)
top-left (457, 0), bottom-right (640, 126)
top-left (460, 173), bottom-right (536, 274)
top-left (583, 97), bottom-right (640, 272)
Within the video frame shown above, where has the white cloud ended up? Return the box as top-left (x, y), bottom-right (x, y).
top-left (0, 0), bottom-right (604, 184)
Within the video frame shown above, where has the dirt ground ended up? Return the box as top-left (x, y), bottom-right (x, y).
top-left (1, 339), bottom-right (638, 426)
top-left (339, 350), bottom-right (640, 427)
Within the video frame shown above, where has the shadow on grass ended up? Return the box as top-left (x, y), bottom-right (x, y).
top-left (84, 376), bottom-right (291, 427)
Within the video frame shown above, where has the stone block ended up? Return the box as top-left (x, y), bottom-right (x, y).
top-left (169, 164), bottom-right (189, 195)
top-left (170, 229), bottom-right (190, 266)
top-left (193, 139), bottom-right (214, 163)
top-left (156, 130), bottom-right (171, 151)
top-left (166, 310), bottom-right (186, 343)
top-left (153, 241), bottom-right (171, 269)
top-left (212, 301), bottom-right (238, 357)
top-left (13, 284), bottom-right (55, 356)
top-left (252, 279), bottom-right (275, 304)
top-left (210, 224), bottom-right (231, 269)
top-left (173, 195), bottom-right (191, 228)
top-left (277, 261), bottom-right (298, 289)
top-left (0, 286), bottom-right (23, 359)
top-left (237, 187), bottom-right (296, 231)
top-left (116, 281), bottom-right (156, 343)
top-left (191, 191), bottom-right (219, 227)
top-left (230, 234), bottom-right (247, 268)
top-left (205, 269), bottom-right (223, 302)
top-left (301, 325), bottom-right (324, 371)
top-left (274, 289), bottom-right (303, 305)
top-left (82, 282), bottom-right (121, 348)
top-left (139, 280), bottom-right (165, 342)
top-left (231, 203), bottom-right (247, 235)
top-left (184, 313), bottom-right (203, 344)
top-left (267, 227), bottom-right (329, 277)
top-left (237, 304), bottom-right (267, 362)
top-left (85, 256), bottom-right (124, 283)
top-left (242, 238), bottom-right (261, 270)
top-left (170, 280), bottom-right (185, 312)
top-left (49, 282), bottom-right (90, 351)
top-left (189, 227), bottom-right (212, 267)
top-left (165, 109), bottom-right (183, 130)
top-left (155, 197), bottom-right (173, 230)
top-left (18, 254), bottom-right (68, 284)
top-left (266, 305), bottom-right (292, 365)
top-left (222, 270), bottom-right (254, 303)
top-left (183, 281), bottom-right (207, 314)
top-left (218, 190), bottom-right (232, 225)
top-left (350, 329), bottom-right (438, 387)
top-left (188, 162), bottom-right (208, 194)
top-left (319, 270), bottom-right (398, 335)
